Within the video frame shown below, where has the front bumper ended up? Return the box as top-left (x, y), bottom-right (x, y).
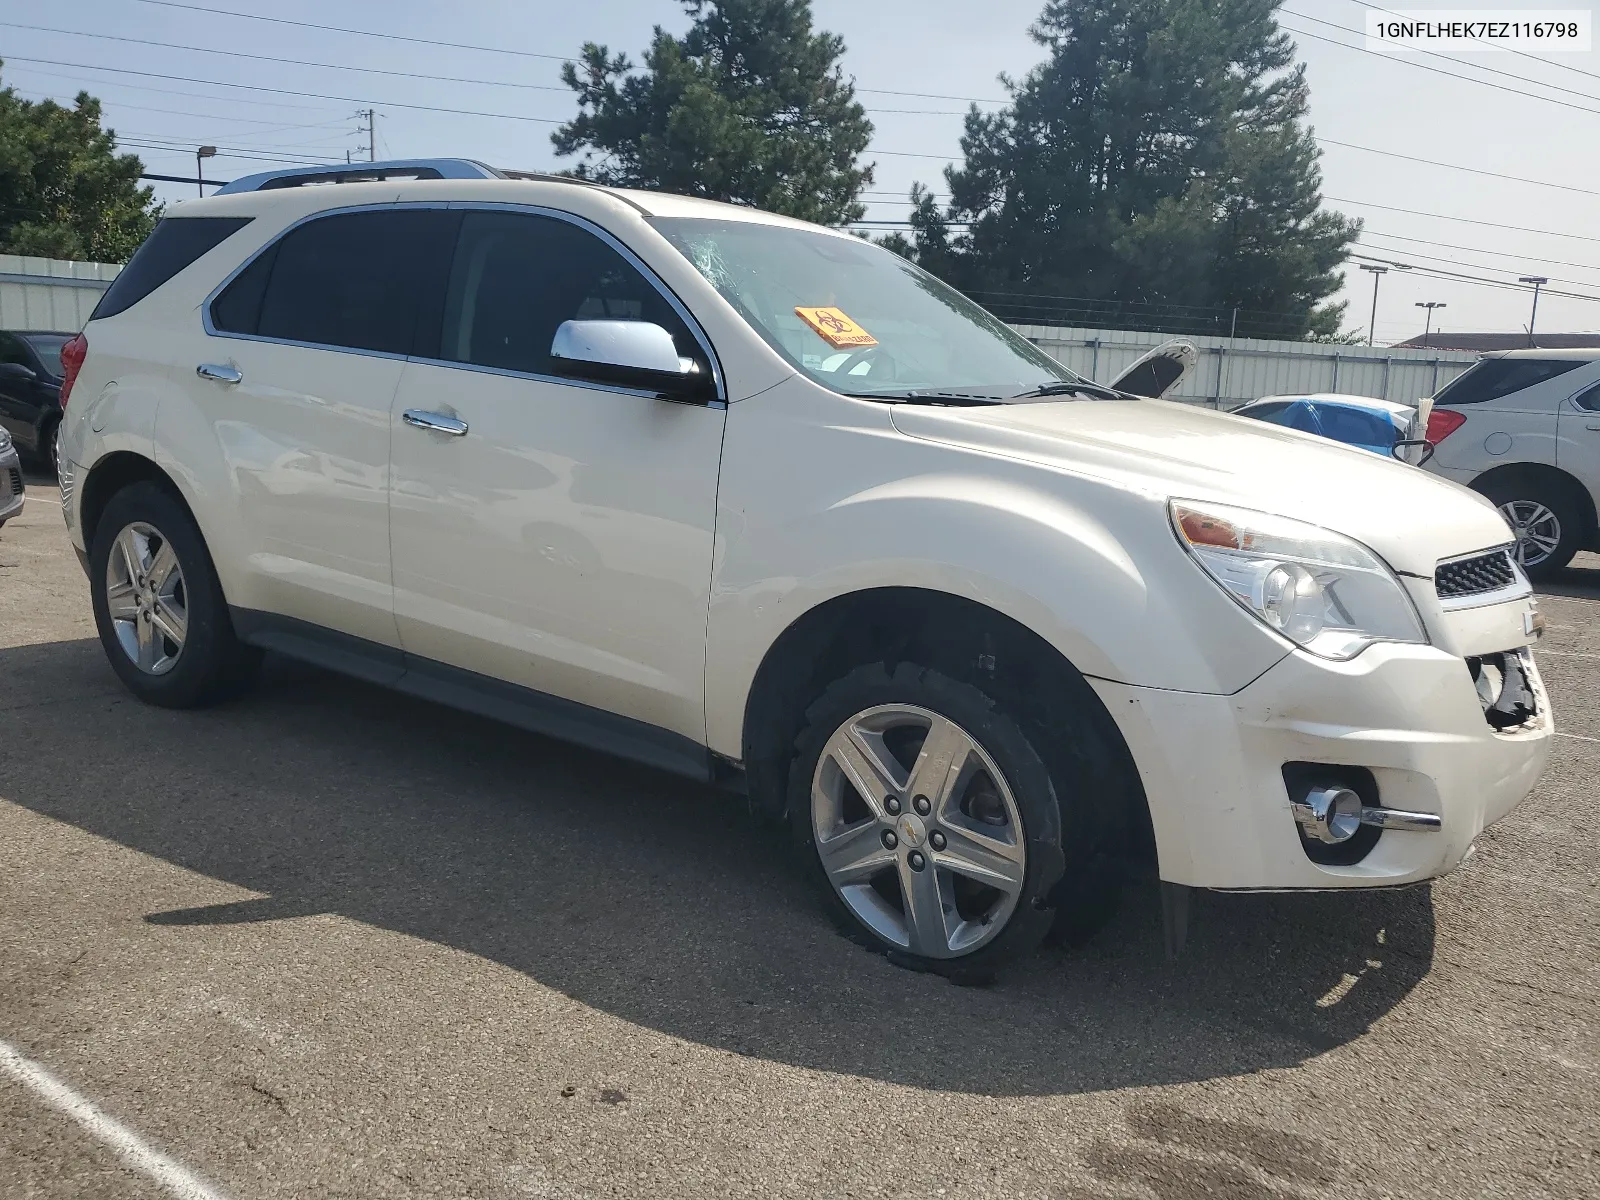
top-left (1091, 638), bottom-right (1552, 889)
top-left (0, 445), bottom-right (23, 524)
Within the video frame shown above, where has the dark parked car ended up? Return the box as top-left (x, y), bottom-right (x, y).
top-left (0, 329), bottom-right (73, 475)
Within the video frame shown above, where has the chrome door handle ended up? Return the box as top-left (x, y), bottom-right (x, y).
top-left (402, 409), bottom-right (468, 436)
top-left (196, 362), bottom-right (242, 384)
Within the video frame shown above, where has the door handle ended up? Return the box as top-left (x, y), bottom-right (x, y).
top-left (196, 362), bottom-right (242, 384)
top-left (1586, 423), bottom-right (1600, 431)
top-left (402, 409), bottom-right (468, 437)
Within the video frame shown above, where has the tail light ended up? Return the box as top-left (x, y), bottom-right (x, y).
top-left (1426, 408), bottom-right (1466, 444)
top-left (59, 332), bottom-right (88, 410)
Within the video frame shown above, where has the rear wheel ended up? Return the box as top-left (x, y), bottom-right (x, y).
top-left (89, 482), bottom-right (260, 707)
top-left (1479, 477), bottom-right (1585, 580)
top-left (788, 662), bottom-right (1087, 981)
top-left (40, 416), bottom-right (60, 477)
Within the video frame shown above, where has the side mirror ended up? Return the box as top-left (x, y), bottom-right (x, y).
top-left (550, 319), bottom-right (710, 401)
top-left (0, 362), bottom-right (37, 383)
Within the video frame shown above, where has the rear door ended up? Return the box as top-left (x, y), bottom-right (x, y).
top-left (387, 207), bottom-right (725, 745)
top-left (194, 205), bottom-right (459, 651)
top-left (0, 332), bottom-right (45, 449)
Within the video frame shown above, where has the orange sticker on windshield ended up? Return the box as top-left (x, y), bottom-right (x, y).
top-left (795, 306), bottom-right (878, 348)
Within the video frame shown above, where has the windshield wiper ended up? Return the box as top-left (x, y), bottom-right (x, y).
top-left (1011, 380), bottom-right (1129, 401)
top-left (843, 390), bottom-right (1005, 406)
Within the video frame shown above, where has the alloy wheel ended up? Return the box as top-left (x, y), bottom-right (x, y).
top-left (810, 704), bottom-right (1026, 959)
top-left (105, 521), bottom-right (188, 675)
top-left (1497, 499), bottom-right (1562, 568)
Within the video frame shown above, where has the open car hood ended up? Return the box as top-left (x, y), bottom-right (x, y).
top-left (1106, 339), bottom-right (1198, 398)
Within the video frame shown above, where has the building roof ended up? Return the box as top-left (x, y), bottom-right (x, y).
top-left (1394, 332), bottom-right (1600, 352)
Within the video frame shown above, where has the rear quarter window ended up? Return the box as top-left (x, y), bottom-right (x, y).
top-left (90, 217), bottom-right (254, 320)
top-left (1433, 358), bottom-right (1587, 406)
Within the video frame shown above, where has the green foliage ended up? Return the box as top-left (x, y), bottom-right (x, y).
top-left (899, 1), bottom-right (1359, 340)
top-left (0, 68), bottom-right (158, 262)
top-left (553, 0), bottom-right (873, 225)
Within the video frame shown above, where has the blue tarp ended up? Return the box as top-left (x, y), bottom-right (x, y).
top-left (1251, 398), bottom-right (1403, 457)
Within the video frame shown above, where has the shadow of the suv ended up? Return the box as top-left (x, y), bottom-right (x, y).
top-left (0, 636), bottom-right (1434, 1097)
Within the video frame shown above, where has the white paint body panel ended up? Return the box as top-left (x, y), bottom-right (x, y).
top-left (59, 173), bottom-right (1554, 895)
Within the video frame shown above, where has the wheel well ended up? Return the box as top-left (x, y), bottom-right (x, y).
top-left (79, 452), bottom-right (190, 550)
top-left (1470, 462), bottom-right (1597, 537)
top-left (741, 587), bottom-right (1154, 862)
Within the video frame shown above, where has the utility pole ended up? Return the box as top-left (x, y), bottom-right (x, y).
top-left (356, 109), bottom-right (377, 162)
top-left (1361, 264), bottom-right (1388, 346)
top-left (1519, 276), bottom-right (1548, 347)
top-left (1415, 301), bottom-right (1446, 347)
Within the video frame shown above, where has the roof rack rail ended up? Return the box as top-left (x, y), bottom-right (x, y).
top-left (213, 158), bottom-right (505, 196)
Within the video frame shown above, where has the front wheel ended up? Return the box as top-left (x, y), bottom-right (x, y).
top-left (787, 662), bottom-right (1075, 980)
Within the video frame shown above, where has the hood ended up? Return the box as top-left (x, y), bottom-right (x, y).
top-left (890, 397), bottom-right (1512, 575)
top-left (1106, 339), bottom-right (1198, 398)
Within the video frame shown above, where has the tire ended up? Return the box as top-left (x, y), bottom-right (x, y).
top-left (1478, 477), bottom-right (1586, 580)
top-left (89, 481), bottom-right (261, 707)
top-left (39, 416), bottom-right (60, 477)
top-left (787, 661), bottom-right (1086, 982)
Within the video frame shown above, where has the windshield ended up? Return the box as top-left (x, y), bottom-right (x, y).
top-left (23, 334), bottom-right (70, 377)
top-left (650, 217), bottom-right (1081, 399)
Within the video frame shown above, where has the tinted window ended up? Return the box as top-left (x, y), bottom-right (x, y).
top-left (209, 241), bottom-right (279, 336)
top-left (91, 217), bottom-right (253, 320)
top-left (439, 211), bottom-right (701, 377)
top-left (1573, 382), bottom-right (1600, 412)
top-left (0, 333), bottom-right (30, 368)
top-left (254, 209), bottom-right (458, 355)
top-left (1433, 358), bottom-right (1586, 406)
top-left (22, 334), bottom-right (70, 377)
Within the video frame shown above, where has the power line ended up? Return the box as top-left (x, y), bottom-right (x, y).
top-left (2, 22), bottom-right (974, 118)
top-left (1315, 138), bottom-right (1600, 197)
top-left (2, 62), bottom-right (340, 113)
top-left (1359, 229), bottom-right (1600, 280)
top-left (1324, 196), bottom-right (1600, 247)
top-left (1348, 253), bottom-right (1600, 304)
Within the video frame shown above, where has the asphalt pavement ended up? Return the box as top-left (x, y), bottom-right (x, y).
top-left (1, 474), bottom-right (1596, 1199)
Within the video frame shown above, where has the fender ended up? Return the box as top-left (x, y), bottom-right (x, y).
top-left (702, 377), bottom-right (1289, 759)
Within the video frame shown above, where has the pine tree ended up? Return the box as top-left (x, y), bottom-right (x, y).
top-left (901, 0), bottom-right (1359, 339)
top-left (553, 0), bottom-right (873, 226)
top-left (0, 71), bottom-right (158, 262)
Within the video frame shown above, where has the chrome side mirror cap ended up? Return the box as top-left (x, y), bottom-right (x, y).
top-left (550, 319), bottom-right (708, 400)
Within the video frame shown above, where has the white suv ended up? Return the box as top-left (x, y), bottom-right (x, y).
top-left (56, 159), bottom-right (1552, 977)
top-left (1424, 348), bottom-right (1600, 579)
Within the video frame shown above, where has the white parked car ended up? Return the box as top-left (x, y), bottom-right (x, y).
top-left (1425, 348), bottom-right (1600, 578)
top-left (56, 160), bottom-right (1552, 977)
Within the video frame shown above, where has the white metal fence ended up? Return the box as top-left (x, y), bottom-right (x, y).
top-left (1010, 323), bottom-right (1480, 409)
top-left (1, 257), bottom-right (1483, 409)
top-left (0, 255), bottom-right (118, 332)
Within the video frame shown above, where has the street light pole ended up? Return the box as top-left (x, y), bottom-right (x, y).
top-left (1519, 276), bottom-right (1549, 347)
top-left (195, 145), bottom-right (217, 197)
top-left (1415, 301), bottom-right (1446, 347)
top-left (1361, 263), bottom-right (1389, 346)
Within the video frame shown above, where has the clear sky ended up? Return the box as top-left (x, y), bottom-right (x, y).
top-left (5, 0), bottom-right (1598, 344)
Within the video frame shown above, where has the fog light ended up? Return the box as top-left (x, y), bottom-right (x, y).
top-left (1291, 785), bottom-right (1363, 844)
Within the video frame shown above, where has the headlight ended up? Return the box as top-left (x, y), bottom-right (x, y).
top-left (1171, 499), bottom-right (1427, 660)
top-left (0, 427), bottom-right (10, 451)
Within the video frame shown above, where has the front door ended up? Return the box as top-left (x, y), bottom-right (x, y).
top-left (1557, 380), bottom-right (1600, 536)
top-left (388, 209), bottom-right (725, 744)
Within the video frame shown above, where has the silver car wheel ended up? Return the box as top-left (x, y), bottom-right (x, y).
top-left (105, 521), bottom-right (188, 675)
top-left (810, 703), bottom-right (1026, 959)
top-left (1498, 500), bottom-right (1562, 568)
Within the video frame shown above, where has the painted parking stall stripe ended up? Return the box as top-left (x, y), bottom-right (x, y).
top-left (0, 1037), bottom-right (232, 1200)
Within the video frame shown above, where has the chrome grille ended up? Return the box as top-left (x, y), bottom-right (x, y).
top-left (1436, 549), bottom-right (1517, 599)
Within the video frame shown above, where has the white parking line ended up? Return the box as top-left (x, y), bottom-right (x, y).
top-left (0, 1037), bottom-right (231, 1200)
top-left (1555, 731), bottom-right (1600, 744)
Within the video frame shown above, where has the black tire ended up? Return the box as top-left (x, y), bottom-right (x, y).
top-left (787, 661), bottom-right (1090, 982)
top-left (39, 415), bottom-right (60, 477)
top-left (1478, 476), bottom-right (1586, 581)
top-left (89, 481), bottom-right (261, 707)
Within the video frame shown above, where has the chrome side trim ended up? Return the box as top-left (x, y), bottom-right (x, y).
top-left (199, 200), bottom-right (727, 407)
